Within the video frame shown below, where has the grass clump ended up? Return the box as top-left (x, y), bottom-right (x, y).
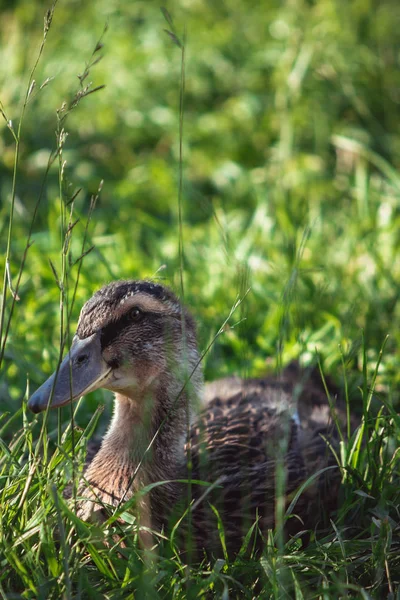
top-left (1, 0), bottom-right (400, 597)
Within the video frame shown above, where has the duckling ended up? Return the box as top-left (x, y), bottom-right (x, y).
top-left (28, 280), bottom-right (345, 555)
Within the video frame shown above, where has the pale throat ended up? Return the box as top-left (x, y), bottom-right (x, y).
top-left (99, 381), bottom-right (189, 474)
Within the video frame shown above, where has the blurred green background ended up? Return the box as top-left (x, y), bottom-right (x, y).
top-left (1, 0), bottom-right (400, 413)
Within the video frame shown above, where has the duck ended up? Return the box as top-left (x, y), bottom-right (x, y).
top-left (28, 280), bottom-right (346, 556)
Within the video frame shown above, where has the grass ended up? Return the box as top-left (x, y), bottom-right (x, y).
top-left (1, 0), bottom-right (400, 597)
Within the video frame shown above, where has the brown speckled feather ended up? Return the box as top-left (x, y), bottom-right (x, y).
top-left (184, 383), bottom-right (339, 555)
top-left (28, 280), bottom-right (351, 558)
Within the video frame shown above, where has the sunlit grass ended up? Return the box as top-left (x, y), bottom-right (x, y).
top-left (1, 0), bottom-right (400, 597)
top-left (1, 389), bottom-right (399, 598)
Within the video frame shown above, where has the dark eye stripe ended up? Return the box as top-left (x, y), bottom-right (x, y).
top-left (99, 309), bottom-right (162, 349)
top-left (100, 311), bottom-right (138, 349)
top-left (99, 309), bottom-right (185, 350)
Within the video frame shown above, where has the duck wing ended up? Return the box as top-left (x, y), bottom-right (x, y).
top-left (187, 386), bottom-right (312, 555)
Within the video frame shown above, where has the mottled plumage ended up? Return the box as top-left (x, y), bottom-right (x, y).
top-left (28, 280), bottom-right (347, 556)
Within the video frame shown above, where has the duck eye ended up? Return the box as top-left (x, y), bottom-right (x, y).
top-left (130, 307), bottom-right (142, 321)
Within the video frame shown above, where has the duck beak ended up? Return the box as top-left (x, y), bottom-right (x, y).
top-left (28, 333), bottom-right (112, 414)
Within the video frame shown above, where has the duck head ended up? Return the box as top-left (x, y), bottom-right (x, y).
top-left (28, 280), bottom-right (201, 413)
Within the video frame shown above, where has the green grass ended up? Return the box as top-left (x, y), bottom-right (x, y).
top-left (1, 0), bottom-right (400, 597)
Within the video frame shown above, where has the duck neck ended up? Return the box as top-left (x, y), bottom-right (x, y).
top-left (80, 362), bottom-right (202, 524)
top-left (98, 381), bottom-right (191, 485)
